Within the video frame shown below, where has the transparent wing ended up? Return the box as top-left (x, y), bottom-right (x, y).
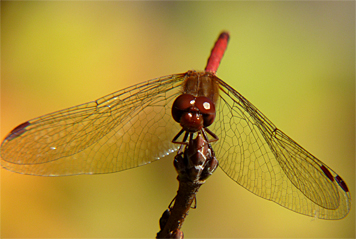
top-left (1, 71), bottom-right (350, 219)
top-left (0, 74), bottom-right (186, 176)
top-left (210, 77), bottom-right (351, 219)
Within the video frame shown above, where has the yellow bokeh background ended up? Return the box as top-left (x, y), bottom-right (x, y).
top-left (1, 1), bottom-right (354, 238)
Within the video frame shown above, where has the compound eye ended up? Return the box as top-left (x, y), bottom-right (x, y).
top-left (195, 96), bottom-right (216, 127)
top-left (195, 97), bottom-right (215, 114)
top-left (172, 94), bottom-right (196, 123)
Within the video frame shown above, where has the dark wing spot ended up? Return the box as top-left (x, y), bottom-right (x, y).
top-left (5, 121), bottom-right (30, 141)
top-left (320, 165), bottom-right (334, 182)
top-left (335, 175), bottom-right (349, 192)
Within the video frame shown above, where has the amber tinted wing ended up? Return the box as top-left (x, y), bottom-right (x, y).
top-left (0, 74), bottom-right (186, 176)
top-left (210, 77), bottom-right (351, 219)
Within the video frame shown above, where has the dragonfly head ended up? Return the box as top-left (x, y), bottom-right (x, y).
top-left (172, 94), bottom-right (216, 132)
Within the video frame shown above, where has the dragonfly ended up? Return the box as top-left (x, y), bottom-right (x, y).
top-left (0, 32), bottom-right (350, 223)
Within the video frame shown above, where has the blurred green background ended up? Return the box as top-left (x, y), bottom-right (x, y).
top-left (1, 1), bottom-right (354, 238)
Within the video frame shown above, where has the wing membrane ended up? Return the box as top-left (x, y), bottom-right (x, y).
top-left (0, 74), bottom-right (186, 176)
top-left (211, 77), bottom-right (351, 219)
top-left (0, 71), bottom-right (350, 219)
